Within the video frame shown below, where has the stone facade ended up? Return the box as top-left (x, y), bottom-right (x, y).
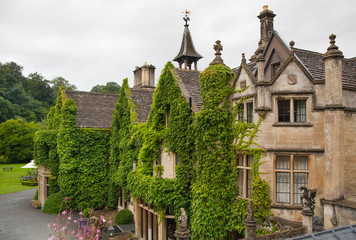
top-left (232, 5), bottom-right (356, 230)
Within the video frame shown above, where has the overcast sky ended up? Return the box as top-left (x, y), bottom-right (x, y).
top-left (1, 0), bottom-right (355, 91)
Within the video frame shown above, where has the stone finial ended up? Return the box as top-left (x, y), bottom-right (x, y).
top-left (242, 53), bottom-right (246, 64)
top-left (210, 40), bottom-right (225, 66)
top-left (324, 34), bottom-right (343, 60)
top-left (289, 40), bottom-right (295, 54)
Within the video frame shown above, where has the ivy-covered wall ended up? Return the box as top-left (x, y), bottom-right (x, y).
top-left (112, 62), bottom-right (194, 219)
top-left (34, 60), bottom-right (271, 238)
top-left (112, 62), bottom-right (271, 239)
top-left (34, 87), bottom-right (110, 209)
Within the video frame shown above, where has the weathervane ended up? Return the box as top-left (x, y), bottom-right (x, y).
top-left (183, 10), bottom-right (190, 26)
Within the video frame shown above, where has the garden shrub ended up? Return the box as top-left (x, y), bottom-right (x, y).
top-left (83, 208), bottom-right (92, 218)
top-left (115, 209), bottom-right (134, 225)
top-left (42, 192), bottom-right (65, 214)
top-left (78, 201), bottom-right (89, 211)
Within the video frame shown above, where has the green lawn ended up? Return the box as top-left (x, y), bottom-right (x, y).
top-left (0, 163), bottom-right (38, 195)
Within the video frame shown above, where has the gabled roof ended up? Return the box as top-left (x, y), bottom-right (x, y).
top-left (65, 91), bottom-right (118, 128)
top-left (173, 26), bottom-right (203, 62)
top-left (130, 87), bottom-right (155, 123)
top-left (65, 88), bottom-right (155, 128)
top-left (172, 69), bottom-right (202, 112)
top-left (232, 60), bottom-right (257, 88)
top-left (294, 48), bottom-right (356, 90)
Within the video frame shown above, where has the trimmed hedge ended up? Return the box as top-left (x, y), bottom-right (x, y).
top-left (22, 180), bottom-right (38, 186)
top-left (115, 209), bottom-right (134, 225)
top-left (42, 192), bottom-right (65, 214)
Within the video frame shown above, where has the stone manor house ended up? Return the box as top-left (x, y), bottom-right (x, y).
top-left (37, 6), bottom-right (356, 239)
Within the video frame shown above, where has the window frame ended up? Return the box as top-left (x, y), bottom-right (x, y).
top-left (238, 100), bottom-right (254, 124)
top-left (237, 154), bottom-right (254, 198)
top-left (274, 154), bottom-right (309, 204)
top-left (275, 96), bottom-right (309, 125)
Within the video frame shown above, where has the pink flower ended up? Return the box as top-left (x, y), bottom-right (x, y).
top-left (67, 216), bottom-right (72, 221)
top-left (51, 223), bottom-right (56, 228)
top-left (61, 226), bottom-right (66, 231)
top-left (79, 212), bottom-right (83, 216)
top-left (108, 220), bottom-right (112, 225)
top-left (73, 219), bottom-right (78, 223)
top-left (100, 215), bottom-right (104, 220)
top-left (61, 210), bottom-right (67, 216)
top-left (47, 223), bottom-right (50, 228)
top-left (71, 230), bottom-right (76, 235)
top-left (96, 229), bottom-right (101, 234)
top-left (48, 235), bottom-right (54, 240)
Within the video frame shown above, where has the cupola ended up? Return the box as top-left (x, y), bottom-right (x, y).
top-left (173, 11), bottom-right (203, 71)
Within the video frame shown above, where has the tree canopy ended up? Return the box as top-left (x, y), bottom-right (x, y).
top-left (91, 81), bottom-right (120, 94)
top-left (0, 119), bottom-right (39, 163)
top-left (0, 61), bottom-right (77, 124)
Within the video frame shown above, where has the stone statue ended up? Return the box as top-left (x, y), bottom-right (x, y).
top-left (175, 208), bottom-right (191, 240)
top-left (89, 216), bottom-right (100, 229)
top-left (299, 186), bottom-right (317, 213)
top-left (178, 208), bottom-right (188, 229)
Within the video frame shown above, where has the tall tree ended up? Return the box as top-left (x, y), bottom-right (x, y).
top-left (0, 119), bottom-right (39, 163)
top-left (50, 77), bottom-right (77, 93)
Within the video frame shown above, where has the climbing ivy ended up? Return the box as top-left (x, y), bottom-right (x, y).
top-left (35, 87), bottom-right (111, 209)
top-left (190, 64), bottom-right (271, 239)
top-left (122, 62), bottom-right (194, 219)
top-left (107, 78), bottom-right (140, 208)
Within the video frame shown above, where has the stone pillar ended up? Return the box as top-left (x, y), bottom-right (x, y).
top-left (302, 208), bottom-right (314, 234)
top-left (158, 217), bottom-right (166, 240)
top-left (143, 208), bottom-right (148, 240)
top-left (153, 214), bottom-right (158, 240)
top-left (148, 211), bottom-right (153, 240)
top-left (323, 34), bottom-right (345, 201)
top-left (244, 201), bottom-right (257, 240)
top-left (194, 61), bottom-right (197, 71)
top-left (134, 199), bottom-right (142, 238)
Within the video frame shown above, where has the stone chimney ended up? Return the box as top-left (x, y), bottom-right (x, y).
top-left (258, 5), bottom-right (276, 48)
top-left (133, 62), bottom-right (155, 88)
top-left (250, 6), bottom-right (276, 61)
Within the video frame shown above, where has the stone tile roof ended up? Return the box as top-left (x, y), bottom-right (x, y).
top-left (65, 91), bottom-right (118, 128)
top-left (172, 69), bottom-right (202, 112)
top-left (287, 224), bottom-right (356, 240)
top-left (65, 88), bottom-right (154, 128)
top-left (294, 48), bottom-right (356, 90)
top-left (130, 87), bottom-right (155, 123)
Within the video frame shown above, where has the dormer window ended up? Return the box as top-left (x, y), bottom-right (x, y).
top-left (271, 62), bottom-right (281, 77)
